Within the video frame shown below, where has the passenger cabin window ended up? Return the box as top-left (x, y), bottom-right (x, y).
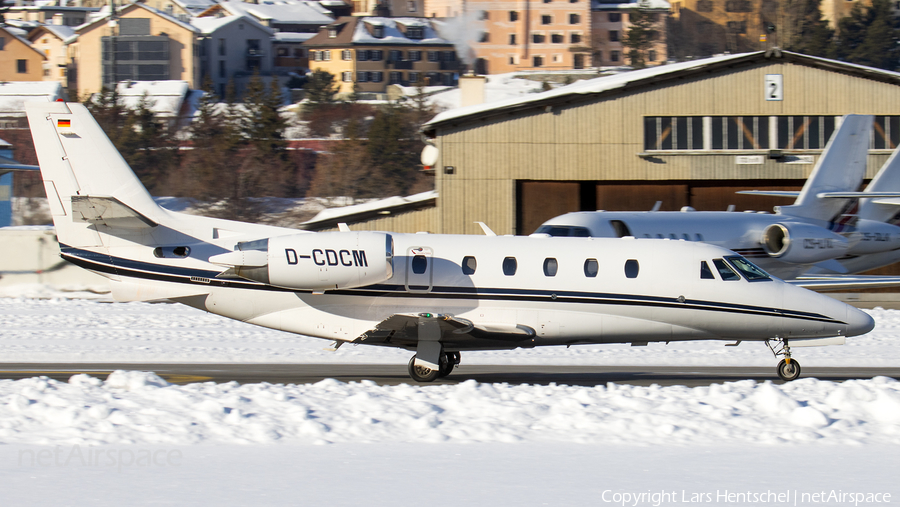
top-left (713, 258), bottom-right (741, 280)
top-left (534, 225), bottom-right (590, 237)
top-left (726, 255), bottom-right (771, 281)
top-left (700, 261), bottom-right (715, 279)
top-left (462, 256), bottom-right (477, 275)
top-left (610, 220), bottom-right (631, 238)
top-left (503, 257), bottom-right (517, 276)
top-left (411, 255), bottom-right (428, 274)
top-left (543, 258), bottom-right (558, 277)
top-left (624, 259), bottom-right (639, 278)
top-left (584, 258), bottom-right (599, 277)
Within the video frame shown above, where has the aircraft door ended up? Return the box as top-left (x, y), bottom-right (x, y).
top-left (406, 246), bottom-right (433, 292)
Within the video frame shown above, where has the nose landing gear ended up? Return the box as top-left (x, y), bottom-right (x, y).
top-left (767, 338), bottom-right (801, 381)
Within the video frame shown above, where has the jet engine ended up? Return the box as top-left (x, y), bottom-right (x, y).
top-left (761, 223), bottom-right (849, 264)
top-left (209, 231), bottom-right (394, 290)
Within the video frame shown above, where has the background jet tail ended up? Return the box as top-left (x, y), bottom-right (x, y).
top-left (778, 114), bottom-right (873, 223)
top-left (859, 146), bottom-right (900, 223)
top-left (26, 101), bottom-right (165, 248)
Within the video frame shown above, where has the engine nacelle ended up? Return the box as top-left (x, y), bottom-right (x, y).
top-left (845, 220), bottom-right (900, 255)
top-left (760, 222), bottom-right (848, 264)
top-left (209, 231), bottom-right (393, 290)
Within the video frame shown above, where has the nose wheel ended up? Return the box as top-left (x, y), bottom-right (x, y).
top-left (767, 338), bottom-right (801, 381)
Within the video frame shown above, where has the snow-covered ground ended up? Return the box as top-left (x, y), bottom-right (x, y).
top-left (0, 288), bottom-right (898, 505)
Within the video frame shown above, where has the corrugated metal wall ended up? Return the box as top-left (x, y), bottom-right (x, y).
top-left (432, 59), bottom-right (900, 235)
top-left (320, 207), bottom-right (438, 233)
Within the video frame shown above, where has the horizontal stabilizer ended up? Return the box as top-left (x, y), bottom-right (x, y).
top-left (71, 196), bottom-right (157, 229)
top-left (735, 191), bottom-right (800, 198)
top-left (789, 275), bottom-right (900, 291)
top-left (870, 197), bottom-right (900, 206)
top-left (818, 192), bottom-right (900, 198)
top-left (812, 259), bottom-right (849, 274)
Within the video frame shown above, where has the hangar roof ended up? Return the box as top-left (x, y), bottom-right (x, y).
top-left (423, 50), bottom-right (900, 134)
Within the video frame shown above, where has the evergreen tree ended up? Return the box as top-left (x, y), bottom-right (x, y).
top-left (303, 69), bottom-right (339, 112)
top-left (624, 0), bottom-right (656, 68)
top-left (183, 75), bottom-right (236, 202)
top-left (836, 0), bottom-right (900, 70)
top-left (784, 0), bottom-right (835, 57)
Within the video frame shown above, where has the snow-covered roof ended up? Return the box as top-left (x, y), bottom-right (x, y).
top-left (301, 190), bottom-right (437, 229)
top-left (171, 0), bottom-right (217, 13)
top-left (216, 0), bottom-right (333, 25)
top-left (77, 2), bottom-right (199, 35)
top-left (352, 17), bottom-right (446, 45)
top-left (0, 81), bottom-right (65, 116)
top-left (591, 0), bottom-right (671, 9)
top-left (425, 51), bottom-right (900, 130)
top-left (31, 24), bottom-right (77, 41)
top-left (274, 31), bottom-right (315, 42)
top-left (115, 80), bottom-right (190, 118)
top-left (190, 14), bottom-right (274, 35)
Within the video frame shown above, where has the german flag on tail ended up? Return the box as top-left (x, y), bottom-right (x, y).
top-left (57, 119), bottom-right (71, 128)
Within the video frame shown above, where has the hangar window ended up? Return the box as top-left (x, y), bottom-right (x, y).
top-left (462, 256), bottom-right (477, 275)
top-left (873, 116), bottom-right (900, 149)
top-left (776, 116), bottom-right (834, 150)
top-left (584, 258), bottom-right (599, 277)
top-left (644, 116), bottom-right (703, 150)
top-left (503, 257), bottom-right (518, 276)
top-left (711, 116), bottom-right (769, 150)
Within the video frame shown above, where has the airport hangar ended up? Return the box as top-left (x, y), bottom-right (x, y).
top-left (337, 50), bottom-right (900, 245)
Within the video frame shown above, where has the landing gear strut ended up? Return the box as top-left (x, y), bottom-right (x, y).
top-left (766, 338), bottom-right (801, 381)
top-left (407, 351), bottom-right (460, 382)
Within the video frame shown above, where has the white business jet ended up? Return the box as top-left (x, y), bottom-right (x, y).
top-left (26, 102), bottom-right (874, 382)
top-left (538, 115), bottom-right (900, 281)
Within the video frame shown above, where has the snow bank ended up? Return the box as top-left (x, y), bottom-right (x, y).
top-left (2, 373), bottom-right (899, 446)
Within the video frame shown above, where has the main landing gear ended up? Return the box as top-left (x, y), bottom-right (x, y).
top-left (767, 338), bottom-right (801, 381)
top-left (407, 351), bottom-right (461, 382)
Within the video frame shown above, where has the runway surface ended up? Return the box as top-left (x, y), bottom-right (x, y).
top-left (0, 363), bottom-right (897, 386)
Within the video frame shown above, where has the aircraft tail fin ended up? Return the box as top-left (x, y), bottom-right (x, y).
top-left (778, 114), bottom-right (873, 223)
top-left (859, 146), bottom-right (900, 223)
top-left (25, 101), bottom-right (164, 248)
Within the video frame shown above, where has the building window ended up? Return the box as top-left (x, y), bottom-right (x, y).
top-left (389, 49), bottom-right (402, 61)
top-left (324, 50), bottom-right (331, 61)
top-left (342, 71), bottom-right (353, 82)
top-left (571, 32), bottom-right (582, 43)
top-left (0, 38), bottom-right (5, 50)
top-left (409, 71), bottom-right (420, 83)
top-left (372, 25), bottom-right (384, 38)
top-left (342, 49), bottom-right (352, 60)
top-left (408, 0), bottom-right (417, 11)
top-left (509, 33), bottom-right (517, 45)
top-left (509, 54), bottom-right (519, 64)
top-left (218, 38), bottom-right (225, 56)
top-left (727, 21), bottom-right (747, 34)
top-left (428, 51), bottom-right (439, 61)
top-left (609, 30), bottom-right (619, 42)
top-left (608, 12), bottom-right (621, 22)
top-left (17, 59), bottom-right (26, 73)
top-left (648, 49), bottom-right (657, 61)
top-left (443, 73), bottom-right (455, 85)
top-left (328, 28), bottom-right (338, 38)
top-left (532, 33), bottom-right (545, 43)
top-left (697, 0), bottom-right (713, 11)
top-left (218, 60), bottom-right (226, 77)
top-left (357, 49), bottom-right (369, 61)
top-left (480, 31), bottom-right (490, 42)
top-left (725, 0), bottom-right (752, 11)
top-left (509, 11), bottom-right (519, 21)
top-left (371, 71), bottom-right (383, 82)
top-left (43, 67), bottom-right (50, 77)
top-left (358, 72), bottom-right (368, 82)
top-left (277, 47), bottom-right (289, 56)
top-left (389, 71), bottom-right (401, 84)
top-left (444, 51), bottom-right (456, 61)
top-left (409, 50), bottom-right (421, 61)
top-left (611, 50), bottom-right (619, 62)
top-left (480, 10), bottom-right (489, 19)
top-left (569, 13), bottom-right (580, 23)
top-left (406, 26), bottom-right (424, 39)
top-left (533, 55), bottom-right (544, 66)
top-left (370, 50), bottom-right (383, 61)
top-left (542, 14), bottom-right (552, 24)
top-left (551, 33), bottom-right (563, 43)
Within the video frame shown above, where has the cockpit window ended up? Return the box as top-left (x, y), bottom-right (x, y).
top-left (725, 255), bottom-right (772, 281)
top-left (534, 225), bottom-right (591, 237)
top-left (712, 259), bottom-right (741, 281)
top-left (700, 261), bottom-right (715, 279)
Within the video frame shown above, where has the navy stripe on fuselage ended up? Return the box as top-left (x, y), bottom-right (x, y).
top-left (59, 245), bottom-right (846, 325)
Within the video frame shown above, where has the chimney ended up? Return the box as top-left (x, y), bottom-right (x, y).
top-left (459, 72), bottom-right (486, 107)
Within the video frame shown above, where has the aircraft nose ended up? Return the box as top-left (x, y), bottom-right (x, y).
top-left (846, 306), bottom-right (875, 337)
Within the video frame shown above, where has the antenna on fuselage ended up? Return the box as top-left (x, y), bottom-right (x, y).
top-left (650, 201), bottom-right (662, 212)
top-left (474, 222), bottom-right (496, 236)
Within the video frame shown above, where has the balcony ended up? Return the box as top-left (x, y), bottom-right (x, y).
top-left (389, 59), bottom-right (413, 70)
top-left (247, 48), bottom-right (265, 57)
top-left (439, 60), bottom-right (459, 70)
top-left (275, 56), bottom-right (307, 68)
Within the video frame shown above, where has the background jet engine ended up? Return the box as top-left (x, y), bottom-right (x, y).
top-left (760, 223), bottom-right (849, 264)
top-left (209, 231), bottom-right (394, 290)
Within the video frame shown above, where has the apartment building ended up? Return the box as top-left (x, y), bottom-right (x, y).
top-left (304, 16), bottom-right (457, 94)
top-left (592, 0), bottom-right (669, 67)
top-left (26, 24), bottom-right (76, 90)
top-left (0, 25), bottom-right (46, 82)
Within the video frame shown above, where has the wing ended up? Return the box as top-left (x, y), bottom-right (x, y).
top-left (789, 275), bottom-right (900, 291)
top-left (355, 313), bottom-right (535, 350)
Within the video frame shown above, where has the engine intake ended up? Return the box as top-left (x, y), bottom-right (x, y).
top-left (761, 223), bottom-right (848, 264)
